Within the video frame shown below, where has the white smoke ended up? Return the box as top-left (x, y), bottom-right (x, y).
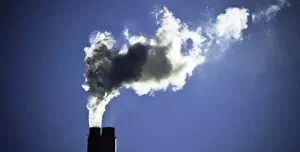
top-left (252, 0), bottom-right (290, 23)
top-left (124, 7), bottom-right (206, 95)
top-left (82, 4), bottom-right (283, 127)
top-left (213, 7), bottom-right (249, 40)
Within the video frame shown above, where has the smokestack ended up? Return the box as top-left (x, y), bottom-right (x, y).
top-left (87, 127), bottom-right (102, 152)
top-left (101, 127), bottom-right (117, 152)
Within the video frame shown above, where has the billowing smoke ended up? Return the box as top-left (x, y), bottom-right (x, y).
top-left (213, 8), bottom-right (249, 40)
top-left (82, 4), bottom-right (287, 127)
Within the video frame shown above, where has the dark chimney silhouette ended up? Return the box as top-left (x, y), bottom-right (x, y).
top-left (87, 127), bottom-right (117, 152)
top-left (101, 127), bottom-right (117, 152)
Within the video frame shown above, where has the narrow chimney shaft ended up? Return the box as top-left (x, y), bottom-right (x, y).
top-left (101, 127), bottom-right (117, 152)
top-left (87, 127), bottom-right (102, 152)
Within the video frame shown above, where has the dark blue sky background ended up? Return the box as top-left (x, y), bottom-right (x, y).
top-left (3, 0), bottom-right (300, 152)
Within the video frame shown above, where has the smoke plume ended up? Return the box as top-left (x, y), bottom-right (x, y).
top-left (82, 4), bottom-right (286, 127)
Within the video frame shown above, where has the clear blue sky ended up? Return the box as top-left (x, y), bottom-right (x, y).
top-left (3, 0), bottom-right (300, 152)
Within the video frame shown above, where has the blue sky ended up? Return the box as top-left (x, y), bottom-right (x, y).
top-left (3, 0), bottom-right (300, 152)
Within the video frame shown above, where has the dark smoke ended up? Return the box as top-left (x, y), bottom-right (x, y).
top-left (109, 43), bottom-right (149, 88)
top-left (84, 43), bottom-right (149, 99)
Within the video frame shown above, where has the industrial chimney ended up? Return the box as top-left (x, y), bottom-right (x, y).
top-left (87, 127), bottom-right (117, 152)
top-left (87, 127), bottom-right (102, 152)
top-left (101, 127), bottom-right (117, 152)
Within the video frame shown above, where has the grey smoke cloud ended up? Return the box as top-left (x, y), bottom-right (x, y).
top-left (84, 43), bottom-right (148, 98)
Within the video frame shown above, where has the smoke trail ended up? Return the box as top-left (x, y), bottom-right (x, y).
top-left (82, 4), bottom-right (282, 127)
top-left (252, 0), bottom-right (290, 23)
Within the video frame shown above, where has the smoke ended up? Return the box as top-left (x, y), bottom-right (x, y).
top-left (82, 4), bottom-right (286, 127)
top-left (214, 7), bottom-right (249, 40)
top-left (209, 7), bottom-right (249, 52)
top-left (252, 0), bottom-right (290, 23)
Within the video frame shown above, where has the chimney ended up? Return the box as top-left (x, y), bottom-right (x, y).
top-left (101, 127), bottom-right (117, 152)
top-left (87, 127), bottom-right (102, 152)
